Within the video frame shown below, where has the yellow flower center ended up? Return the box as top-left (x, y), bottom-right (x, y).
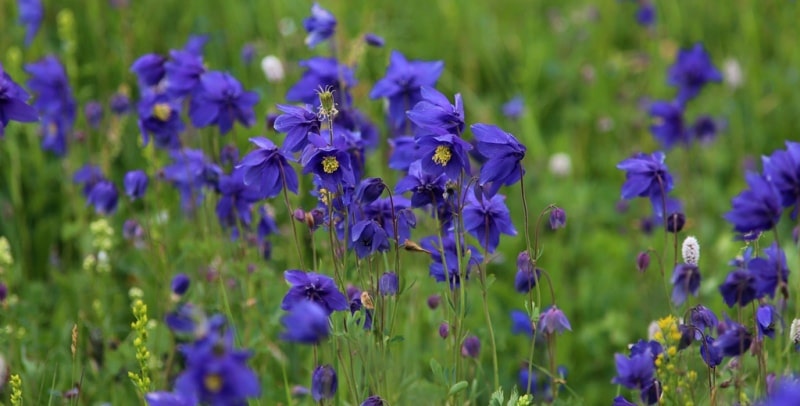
top-left (152, 103), bottom-right (171, 121)
top-left (204, 373), bottom-right (223, 393)
top-left (432, 145), bottom-right (452, 166)
top-left (321, 156), bottom-right (340, 174)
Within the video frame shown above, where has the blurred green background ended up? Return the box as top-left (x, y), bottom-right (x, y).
top-left (2, 0), bottom-right (800, 404)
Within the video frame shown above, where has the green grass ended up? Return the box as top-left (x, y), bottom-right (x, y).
top-left (1, 0), bottom-right (800, 404)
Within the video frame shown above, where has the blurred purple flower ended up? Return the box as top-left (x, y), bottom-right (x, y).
top-left (667, 43), bottom-right (722, 104)
top-left (714, 317), bottom-right (752, 357)
top-left (131, 54), bottom-right (166, 87)
top-left (183, 34), bottom-right (209, 57)
top-left (472, 123), bottom-right (526, 196)
top-left (25, 56), bottom-right (76, 156)
top-left (648, 100), bottom-right (686, 150)
top-left (617, 151), bottom-right (673, 203)
top-left (281, 270), bottom-right (348, 315)
top-left (303, 3), bottom-right (337, 48)
top-left (311, 365), bottom-right (337, 401)
top-left (18, 0), bottom-right (43, 47)
top-left (137, 90), bottom-right (184, 149)
top-left (287, 57), bottom-right (355, 107)
top-left (124, 170), bottom-right (148, 200)
top-left (723, 172), bottom-right (782, 236)
top-left (280, 300), bottom-right (330, 344)
top-left (190, 71), bottom-right (258, 134)
top-left (364, 33), bottom-right (385, 47)
top-left (165, 50), bottom-right (206, 98)
top-left (0, 62), bottom-right (38, 137)
top-left (87, 180), bottom-right (119, 215)
top-left (671, 263), bottom-right (701, 306)
top-left (463, 190), bottom-right (516, 253)
top-left (171, 273), bottom-right (190, 295)
top-left (502, 96), bottom-right (524, 119)
top-left (461, 335), bottom-right (480, 358)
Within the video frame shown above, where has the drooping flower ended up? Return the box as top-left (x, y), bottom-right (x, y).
top-left (364, 33), bottom-right (385, 47)
top-left (286, 57), bottom-right (356, 107)
top-left (238, 137), bottom-right (298, 199)
top-left (354, 177), bottom-right (385, 206)
top-left (514, 251), bottom-right (542, 293)
top-left (714, 317), bottom-right (752, 357)
top-left (311, 365), bottom-right (338, 401)
top-left (461, 335), bottom-right (480, 358)
top-left (463, 190), bottom-right (516, 253)
top-left (303, 3), bottom-right (337, 48)
top-left (700, 336), bottom-right (723, 368)
top-left (189, 71), bottom-right (258, 135)
top-left (215, 167), bottom-right (264, 236)
top-left (130, 54), bottom-right (166, 87)
top-left (719, 269), bottom-right (758, 308)
top-left (273, 104), bottom-right (320, 153)
top-left (416, 133), bottom-right (472, 181)
top-left (648, 100), bottom-right (686, 150)
top-left (281, 270), bottom-right (348, 315)
top-left (18, 0), bottom-right (44, 47)
top-left (438, 322), bottom-right (449, 339)
top-left (612, 350), bottom-right (655, 390)
top-left (406, 86), bottom-right (464, 135)
top-left (137, 90), bottom-right (184, 149)
top-left (549, 207), bottom-right (567, 229)
top-left (73, 164), bottom-right (104, 197)
top-left (362, 196), bottom-right (415, 244)
top-left (670, 263), bottom-right (701, 306)
top-left (667, 43), bottom-right (722, 104)
top-left (749, 242), bottom-right (790, 299)
top-left (723, 172), bottom-right (782, 236)
top-left (370, 50), bottom-right (444, 132)
top-left (164, 50), bottom-right (206, 98)
top-left (688, 305), bottom-right (718, 340)
top-left (378, 272), bottom-right (398, 296)
top-left (629, 340), bottom-right (663, 362)
top-left (510, 310), bottom-right (534, 337)
top-left (762, 141), bottom-right (800, 218)
top-left (87, 180), bottom-right (119, 215)
top-left (171, 273), bottom-right (190, 296)
top-left (280, 300), bottom-right (330, 344)
top-left (25, 56), bottom-right (77, 156)
top-left (636, 251), bottom-right (651, 273)
top-left (351, 220), bottom-right (390, 258)
top-left (502, 96), bottom-right (524, 119)
top-left (394, 160), bottom-right (448, 208)
top-left (0, 63), bottom-right (38, 137)
top-left (617, 151), bottom-right (673, 203)
top-left (124, 170), bottom-right (149, 200)
top-left (420, 233), bottom-right (482, 289)
top-left (756, 304), bottom-right (779, 340)
top-left (471, 123), bottom-right (526, 196)
top-left (539, 306), bottom-right (572, 335)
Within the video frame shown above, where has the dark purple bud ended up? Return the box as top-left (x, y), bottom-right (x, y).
top-left (266, 113), bottom-right (279, 132)
top-left (439, 322), bottom-right (449, 339)
top-left (364, 33), bottom-right (385, 47)
top-left (461, 335), bottom-right (480, 358)
top-left (355, 178), bottom-right (385, 205)
top-left (360, 395), bottom-right (386, 406)
top-left (241, 43), bottom-right (256, 65)
top-left (549, 206), bottom-right (566, 229)
top-left (123, 219), bottom-right (143, 240)
top-left (293, 209), bottom-right (306, 222)
top-left (378, 272), bottom-right (398, 296)
top-left (636, 251), bottom-right (651, 273)
top-left (666, 212), bottom-right (686, 233)
top-left (0, 282), bottom-right (7, 303)
top-left (311, 365), bottom-right (338, 401)
top-left (171, 273), bottom-right (190, 295)
top-left (84, 101), bottom-right (103, 129)
top-left (427, 294), bottom-right (441, 310)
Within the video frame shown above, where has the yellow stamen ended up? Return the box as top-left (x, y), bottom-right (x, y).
top-left (432, 145), bottom-right (452, 166)
top-left (152, 103), bottom-right (171, 121)
top-left (204, 373), bottom-right (223, 393)
top-left (321, 156), bottom-right (339, 174)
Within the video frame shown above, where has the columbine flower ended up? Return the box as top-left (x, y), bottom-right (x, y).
top-left (189, 71), bottom-right (258, 135)
top-left (510, 310), bottom-right (534, 337)
top-left (670, 263), bottom-right (701, 306)
top-left (700, 336), bottom-right (724, 368)
top-left (379, 272), bottom-right (398, 296)
top-left (84, 101), bottom-right (103, 129)
top-left (617, 151), bottom-right (673, 204)
top-left (364, 33), bottom-right (385, 47)
top-left (420, 233), bottom-right (482, 289)
top-left (749, 242), bottom-right (790, 299)
top-left (550, 207), bottom-right (567, 229)
top-left (723, 172), bottom-right (782, 236)
top-left (667, 43), bottom-right (722, 104)
top-left (361, 395), bottom-right (386, 406)
top-left (502, 96), bottom-right (524, 119)
top-left (238, 137), bottom-right (298, 199)
top-left (471, 123), bottom-right (526, 196)
top-left (183, 34), bottom-right (208, 57)
top-left (515, 251), bottom-right (541, 293)
top-left (355, 178), bottom-right (385, 206)
top-left (87, 180), bottom-right (119, 215)
top-left (215, 168), bottom-right (264, 236)
top-left (406, 86), bottom-right (464, 135)
top-left (171, 273), bottom-right (190, 296)
top-left (539, 306), bottom-right (572, 335)
top-left (25, 56), bottom-right (77, 156)
top-left (388, 135), bottom-right (418, 171)
top-left (130, 54), bottom-right (166, 87)
top-left (311, 365), bottom-right (337, 401)
top-left (394, 160), bottom-right (447, 208)
top-left (164, 50), bottom-right (206, 98)
top-left (648, 100), bottom-right (686, 150)
top-left (719, 269), bottom-right (758, 308)
top-left (303, 3), bottom-right (337, 48)
top-left (0, 63), bottom-right (38, 137)
top-left (635, 2), bottom-right (655, 27)
top-left (461, 336), bottom-right (480, 358)
top-left (161, 148), bottom-right (222, 211)
top-left (612, 350), bottom-right (655, 390)
top-left (416, 133), bottom-right (472, 181)
top-left (613, 396), bottom-right (637, 406)
top-left (18, 0), bottom-right (44, 47)
top-left (463, 191), bottom-right (516, 253)
top-left (137, 90), bottom-right (184, 149)
top-left (351, 220), bottom-right (390, 258)
top-left (280, 300), bottom-right (330, 345)
top-left (714, 317), bottom-right (752, 356)
top-left (273, 104), bottom-right (320, 153)
top-left (110, 91), bottom-right (130, 115)
top-left (124, 170), bottom-right (148, 200)
top-left (301, 134), bottom-right (356, 190)
top-left (691, 115), bottom-right (720, 144)
top-left (689, 305), bottom-right (718, 339)
top-left (73, 164), bottom-right (104, 196)
top-left (370, 50), bottom-right (444, 132)
top-left (762, 141), bottom-right (800, 218)
top-left (281, 270), bottom-right (348, 315)
top-left (287, 57), bottom-right (356, 107)
top-left (756, 304), bottom-right (779, 340)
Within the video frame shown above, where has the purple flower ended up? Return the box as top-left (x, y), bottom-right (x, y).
top-left (361, 395), bottom-right (386, 406)
top-left (87, 180), bottom-right (119, 215)
top-left (171, 273), bottom-right (190, 295)
top-left (351, 220), bottom-right (390, 258)
top-left (502, 96), bottom-right (524, 119)
top-left (25, 56), bottom-right (77, 156)
top-left (723, 172), bottom-right (782, 236)
top-left (0, 63), bottom-right (38, 137)
top-left (110, 91), bottom-right (130, 115)
top-left (280, 300), bottom-right (330, 344)
top-left (136, 90), bottom-right (184, 149)
top-left (124, 170), bottom-right (149, 200)
top-left (700, 336), bottom-right (723, 368)
top-left (756, 304), bottom-right (779, 339)
top-left (612, 350), bottom-right (655, 390)
top-left (539, 306), bottom-right (572, 335)
top-left (670, 263), bottom-right (701, 306)
top-left (303, 3), bottom-right (337, 48)
top-left (145, 390), bottom-right (195, 406)
top-left (183, 34), bottom-right (209, 57)
top-left (760, 378), bottom-right (800, 405)
top-left (427, 294), bottom-right (440, 309)
top-left (388, 135), bottom-right (418, 171)
top-left (635, 2), bottom-right (655, 27)
top-left (190, 71), bottom-right (258, 134)
top-left (613, 396), bottom-right (637, 406)
top-left (130, 54), bottom-right (166, 87)
top-left (238, 137), bottom-right (298, 199)
top-left (257, 206), bottom-right (279, 240)
top-left (549, 207), bottom-right (566, 229)
top-left (364, 33), bottom-right (385, 47)
top-left (161, 148), bottom-right (221, 211)
top-left (629, 340), bottom-right (663, 361)
top-left (510, 310), bottom-right (533, 337)
top-left (763, 141), bottom-right (800, 217)
top-left (165, 50), bottom-right (206, 98)
top-left (363, 196), bottom-right (415, 243)
top-left (394, 160), bottom-right (447, 208)
top-left (406, 86), bottom-right (464, 135)
top-left (471, 123), bottom-right (526, 196)
top-left (416, 133), bottom-right (472, 181)
top-left (463, 190), bottom-right (516, 253)
top-left (691, 115), bottom-right (719, 144)
top-left (240, 43), bottom-right (255, 65)
top-left (0, 282), bottom-right (8, 303)
top-left (667, 43), bottom-right (722, 104)
top-left (420, 233), bottom-right (482, 289)
top-left (273, 104), bottom-right (320, 153)
top-left (461, 335), bottom-right (480, 358)
top-left (648, 100), bottom-right (686, 150)
top-left (719, 269), bottom-right (758, 308)
top-left (311, 365), bottom-right (337, 401)
top-left (281, 270), bottom-right (348, 315)
top-left (301, 134), bottom-right (356, 190)
top-left (73, 164), bottom-right (104, 197)
top-left (617, 151), bottom-right (674, 202)
top-left (748, 242), bottom-right (790, 299)
top-left (370, 50), bottom-right (444, 132)
top-left (355, 178), bottom-right (385, 206)
top-left (714, 317), bottom-right (752, 357)
top-left (215, 168), bottom-right (264, 235)
top-left (636, 251), bottom-right (651, 273)
top-left (18, 0), bottom-right (43, 47)
top-left (378, 272), bottom-right (398, 296)
top-left (689, 305), bottom-right (718, 339)
top-left (84, 101), bottom-right (103, 129)
top-left (514, 251), bottom-right (541, 293)
top-left (286, 57), bottom-right (356, 107)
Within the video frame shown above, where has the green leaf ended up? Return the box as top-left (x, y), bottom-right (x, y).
top-left (489, 387), bottom-right (505, 406)
top-left (448, 380), bottom-right (468, 396)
